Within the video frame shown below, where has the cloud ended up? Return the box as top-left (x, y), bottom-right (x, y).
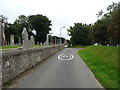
top-left (0, 0), bottom-right (119, 39)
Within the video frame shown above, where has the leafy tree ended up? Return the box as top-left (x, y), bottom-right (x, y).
top-left (28, 14), bottom-right (52, 44)
top-left (12, 15), bottom-right (29, 44)
top-left (93, 18), bottom-right (109, 45)
top-left (92, 1), bottom-right (120, 46)
top-left (68, 23), bottom-right (90, 45)
top-left (108, 7), bottom-right (120, 45)
top-left (96, 10), bottom-right (104, 18)
top-left (4, 23), bottom-right (14, 44)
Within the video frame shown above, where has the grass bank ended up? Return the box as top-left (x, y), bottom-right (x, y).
top-left (72, 45), bottom-right (87, 48)
top-left (78, 46), bottom-right (119, 89)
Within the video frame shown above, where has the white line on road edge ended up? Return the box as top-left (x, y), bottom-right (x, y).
top-left (58, 54), bottom-right (74, 61)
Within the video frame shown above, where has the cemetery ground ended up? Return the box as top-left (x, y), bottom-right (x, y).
top-left (0, 45), bottom-right (46, 52)
top-left (78, 46), bottom-right (119, 88)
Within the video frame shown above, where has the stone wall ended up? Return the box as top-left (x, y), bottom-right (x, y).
top-left (0, 53), bottom-right (2, 89)
top-left (1, 45), bottom-right (64, 85)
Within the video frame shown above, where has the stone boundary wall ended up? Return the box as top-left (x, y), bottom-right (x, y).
top-left (1, 45), bottom-right (64, 85)
top-left (0, 53), bottom-right (2, 89)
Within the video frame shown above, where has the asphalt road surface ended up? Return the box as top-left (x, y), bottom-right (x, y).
top-left (15, 48), bottom-right (103, 88)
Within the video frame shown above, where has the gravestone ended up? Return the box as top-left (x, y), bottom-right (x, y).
top-left (43, 41), bottom-right (47, 45)
top-left (18, 37), bottom-right (22, 46)
top-left (40, 42), bottom-right (42, 45)
top-left (37, 42), bottom-right (39, 45)
top-left (22, 28), bottom-right (30, 48)
top-left (94, 43), bottom-right (98, 46)
top-left (117, 44), bottom-right (120, 47)
top-left (10, 34), bottom-right (15, 46)
top-left (22, 28), bottom-right (35, 49)
top-left (30, 36), bottom-right (35, 47)
top-left (0, 19), bottom-right (6, 46)
top-left (107, 44), bottom-right (110, 46)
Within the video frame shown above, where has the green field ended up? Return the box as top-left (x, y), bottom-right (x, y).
top-left (78, 46), bottom-right (119, 89)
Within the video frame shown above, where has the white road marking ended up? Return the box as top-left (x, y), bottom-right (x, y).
top-left (58, 54), bottom-right (74, 61)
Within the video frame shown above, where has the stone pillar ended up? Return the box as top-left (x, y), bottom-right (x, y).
top-left (30, 36), bottom-right (35, 47)
top-left (0, 19), bottom-right (2, 46)
top-left (22, 28), bottom-right (29, 49)
top-left (22, 28), bottom-right (35, 48)
top-left (18, 37), bottom-right (21, 46)
top-left (2, 23), bottom-right (6, 46)
top-left (46, 34), bottom-right (49, 45)
top-left (10, 35), bottom-right (15, 46)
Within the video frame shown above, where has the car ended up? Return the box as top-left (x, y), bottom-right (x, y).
top-left (64, 45), bottom-right (68, 48)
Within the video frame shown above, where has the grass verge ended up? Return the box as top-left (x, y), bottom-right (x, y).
top-left (78, 46), bottom-right (119, 89)
top-left (72, 45), bottom-right (87, 48)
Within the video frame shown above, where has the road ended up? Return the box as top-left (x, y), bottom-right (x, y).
top-left (15, 48), bottom-right (103, 88)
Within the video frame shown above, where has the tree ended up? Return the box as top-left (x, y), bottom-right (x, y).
top-left (28, 14), bottom-right (52, 44)
top-left (92, 1), bottom-right (120, 46)
top-left (96, 10), bottom-right (104, 18)
top-left (12, 15), bottom-right (29, 44)
top-left (68, 23), bottom-right (90, 45)
top-left (4, 23), bottom-right (14, 44)
top-left (93, 18), bottom-right (109, 45)
top-left (108, 7), bottom-right (120, 45)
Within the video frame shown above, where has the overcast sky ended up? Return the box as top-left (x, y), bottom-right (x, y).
top-left (0, 0), bottom-right (119, 40)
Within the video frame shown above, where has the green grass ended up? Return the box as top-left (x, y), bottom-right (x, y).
top-left (72, 45), bottom-right (87, 48)
top-left (0, 46), bottom-right (21, 52)
top-left (78, 46), bottom-right (119, 89)
top-left (2, 46), bottom-right (21, 49)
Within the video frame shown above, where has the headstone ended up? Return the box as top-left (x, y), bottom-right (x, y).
top-left (37, 42), bottom-right (39, 45)
top-left (107, 44), bottom-right (110, 46)
top-left (94, 43), bottom-right (98, 46)
top-left (40, 42), bottom-right (42, 45)
top-left (22, 28), bottom-right (35, 49)
top-left (30, 36), bottom-right (35, 47)
top-left (10, 34), bottom-right (15, 46)
top-left (117, 44), bottom-right (120, 47)
top-left (43, 41), bottom-right (47, 45)
top-left (22, 28), bottom-right (29, 48)
top-left (46, 34), bottom-right (49, 45)
top-left (18, 37), bottom-right (22, 46)
top-left (2, 23), bottom-right (6, 46)
top-left (0, 19), bottom-right (6, 46)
